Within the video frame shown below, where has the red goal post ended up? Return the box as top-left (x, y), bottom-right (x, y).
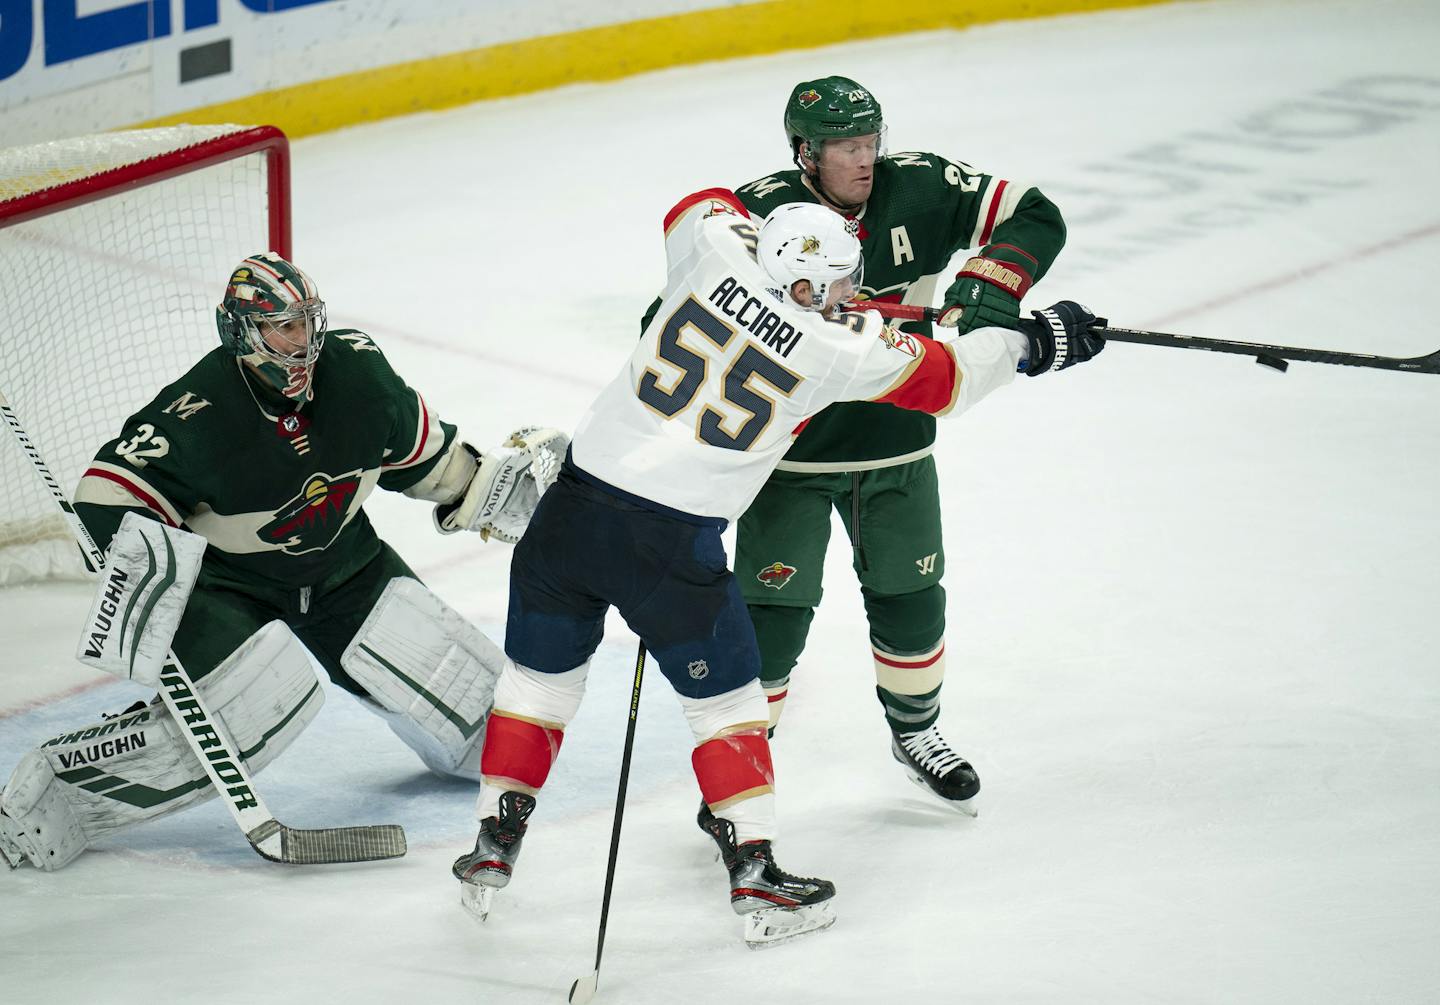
top-left (0, 125), bottom-right (291, 585)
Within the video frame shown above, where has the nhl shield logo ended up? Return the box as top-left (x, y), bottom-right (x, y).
top-left (687, 660), bottom-right (710, 680)
top-left (756, 561), bottom-right (797, 590)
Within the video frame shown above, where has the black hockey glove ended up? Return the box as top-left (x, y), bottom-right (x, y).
top-left (1017, 301), bottom-right (1107, 376)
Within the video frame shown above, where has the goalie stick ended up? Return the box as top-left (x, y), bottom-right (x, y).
top-left (1, 390), bottom-right (407, 865)
top-left (844, 302), bottom-right (1440, 375)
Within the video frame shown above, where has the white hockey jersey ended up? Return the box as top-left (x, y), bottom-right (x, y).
top-left (570, 188), bottom-right (1029, 521)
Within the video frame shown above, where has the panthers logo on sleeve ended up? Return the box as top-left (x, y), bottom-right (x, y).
top-left (258, 470), bottom-right (363, 554)
top-left (879, 324), bottom-right (921, 358)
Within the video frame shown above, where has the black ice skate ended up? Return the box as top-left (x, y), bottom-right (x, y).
top-left (701, 815), bottom-right (836, 948)
top-left (891, 724), bottom-right (980, 816)
top-left (452, 791), bottom-right (535, 921)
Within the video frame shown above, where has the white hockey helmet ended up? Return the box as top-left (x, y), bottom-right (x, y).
top-left (756, 202), bottom-right (864, 313)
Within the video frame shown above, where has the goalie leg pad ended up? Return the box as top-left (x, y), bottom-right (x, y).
top-left (342, 577), bottom-right (505, 781)
top-left (0, 621), bottom-right (321, 870)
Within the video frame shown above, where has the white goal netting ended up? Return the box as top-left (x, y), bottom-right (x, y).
top-left (0, 125), bottom-right (285, 585)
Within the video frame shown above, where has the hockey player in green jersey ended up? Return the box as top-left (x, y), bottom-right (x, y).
top-left (655, 76), bottom-right (1067, 816)
top-left (0, 253), bottom-right (565, 871)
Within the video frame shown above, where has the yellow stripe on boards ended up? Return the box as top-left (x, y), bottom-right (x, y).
top-left (131, 0), bottom-right (1177, 139)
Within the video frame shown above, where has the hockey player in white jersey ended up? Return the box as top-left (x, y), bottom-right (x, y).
top-left (452, 191), bottom-right (1106, 943)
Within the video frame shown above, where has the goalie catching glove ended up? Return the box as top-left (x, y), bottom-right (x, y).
top-left (434, 426), bottom-right (569, 542)
top-left (1016, 301), bottom-right (1107, 376)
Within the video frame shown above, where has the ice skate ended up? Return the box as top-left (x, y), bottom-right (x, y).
top-left (891, 724), bottom-right (980, 816)
top-left (452, 791), bottom-right (535, 921)
top-left (702, 815), bottom-right (836, 948)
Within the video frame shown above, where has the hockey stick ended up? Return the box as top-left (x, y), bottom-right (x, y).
top-left (844, 302), bottom-right (1440, 374)
top-left (0, 391), bottom-right (407, 865)
top-left (569, 639), bottom-right (647, 1005)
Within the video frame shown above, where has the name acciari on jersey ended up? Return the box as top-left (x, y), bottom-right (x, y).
top-left (571, 189), bottom-right (1029, 521)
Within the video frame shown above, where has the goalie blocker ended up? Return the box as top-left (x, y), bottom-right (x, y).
top-left (74, 512), bottom-right (205, 687)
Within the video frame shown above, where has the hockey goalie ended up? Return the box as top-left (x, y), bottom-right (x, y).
top-left (0, 252), bottom-right (565, 871)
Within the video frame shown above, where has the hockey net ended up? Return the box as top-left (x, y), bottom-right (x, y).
top-left (0, 125), bottom-right (290, 585)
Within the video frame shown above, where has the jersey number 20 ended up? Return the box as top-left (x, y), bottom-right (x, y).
top-left (638, 297), bottom-right (800, 451)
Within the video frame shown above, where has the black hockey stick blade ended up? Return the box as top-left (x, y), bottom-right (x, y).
top-left (247, 819), bottom-right (407, 864)
top-left (840, 302), bottom-right (1440, 375)
top-left (1097, 326), bottom-right (1440, 374)
top-left (569, 972), bottom-right (598, 1003)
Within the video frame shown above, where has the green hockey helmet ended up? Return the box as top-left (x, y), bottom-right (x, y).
top-left (783, 76), bottom-right (886, 165)
top-left (215, 252), bottom-right (326, 367)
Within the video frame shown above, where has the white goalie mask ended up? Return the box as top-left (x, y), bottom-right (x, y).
top-left (756, 202), bottom-right (864, 313)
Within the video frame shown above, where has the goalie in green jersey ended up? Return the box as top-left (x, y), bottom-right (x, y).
top-left (0, 252), bottom-right (566, 871)
top-left (653, 76), bottom-right (1068, 817)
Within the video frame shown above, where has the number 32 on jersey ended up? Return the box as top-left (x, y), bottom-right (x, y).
top-left (637, 296), bottom-right (801, 452)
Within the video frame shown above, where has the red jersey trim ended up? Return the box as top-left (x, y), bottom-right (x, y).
top-left (383, 391), bottom-right (437, 470)
top-left (977, 178), bottom-right (1009, 246)
top-left (80, 467), bottom-right (180, 527)
top-left (873, 335), bottom-right (960, 416)
top-left (663, 187), bottom-right (748, 236)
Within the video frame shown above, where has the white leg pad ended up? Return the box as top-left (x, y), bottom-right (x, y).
top-left (0, 621), bottom-right (321, 870)
top-left (341, 578), bottom-right (504, 781)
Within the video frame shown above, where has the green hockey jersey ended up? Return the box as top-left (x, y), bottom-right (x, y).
top-left (732, 153), bottom-right (1065, 469)
top-left (73, 330), bottom-right (456, 596)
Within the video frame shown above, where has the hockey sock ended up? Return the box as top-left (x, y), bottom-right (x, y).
top-left (680, 682), bottom-right (776, 844)
top-left (748, 605), bottom-right (814, 731)
top-left (476, 660), bottom-right (587, 819)
top-left (871, 639), bottom-right (946, 733)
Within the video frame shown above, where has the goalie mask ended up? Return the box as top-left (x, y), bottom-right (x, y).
top-left (757, 203), bottom-right (864, 314)
top-left (216, 253), bottom-right (327, 404)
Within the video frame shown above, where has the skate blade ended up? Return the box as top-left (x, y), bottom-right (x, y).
top-left (902, 770), bottom-right (979, 818)
top-left (743, 901), bottom-right (837, 949)
top-left (459, 882), bottom-right (496, 923)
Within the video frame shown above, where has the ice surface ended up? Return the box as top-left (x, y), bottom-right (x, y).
top-left (3, 2), bottom-right (1439, 1002)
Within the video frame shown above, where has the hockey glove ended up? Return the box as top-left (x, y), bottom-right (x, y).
top-left (1017, 301), bottom-right (1107, 376)
top-left (938, 244), bottom-right (1038, 333)
top-left (433, 427), bottom-right (569, 542)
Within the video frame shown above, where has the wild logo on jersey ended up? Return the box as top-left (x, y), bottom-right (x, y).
top-left (258, 470), bottom-right (362, 554)
top-left (756, 561), bottom-right (798, 590)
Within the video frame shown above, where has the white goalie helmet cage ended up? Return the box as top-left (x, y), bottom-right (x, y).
top-left (756, 202), bottom-right (864, 312)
